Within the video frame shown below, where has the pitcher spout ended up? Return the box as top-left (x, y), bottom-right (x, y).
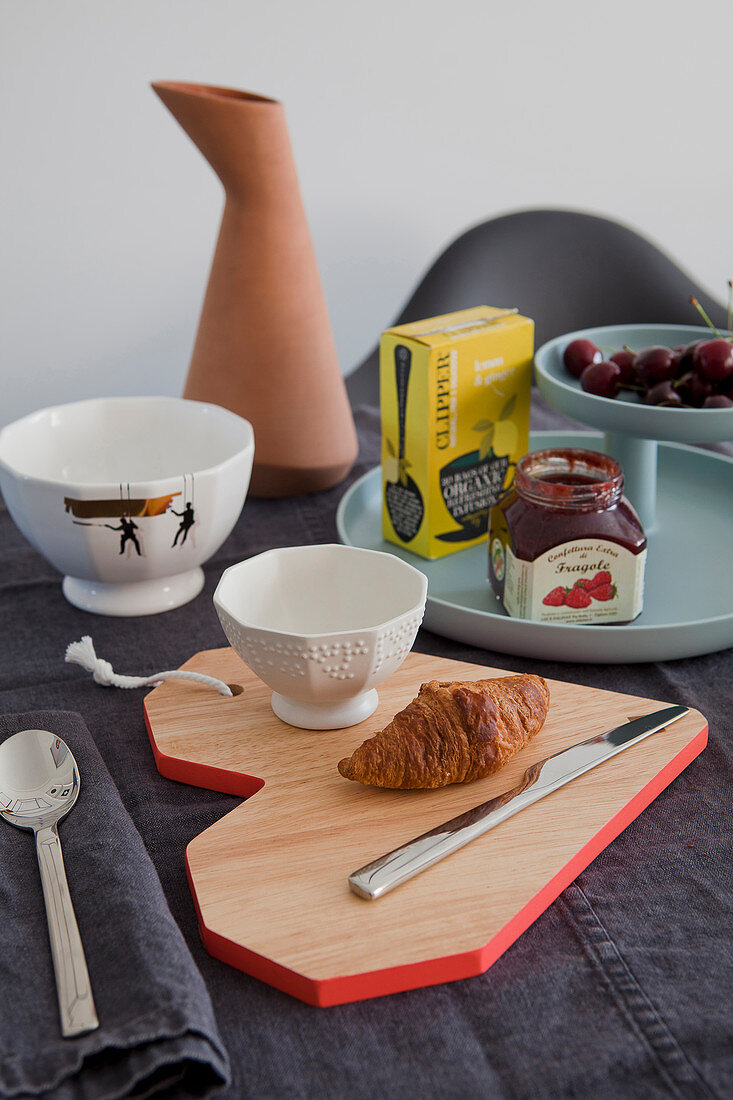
top-left (153, 82), bottom-right (297, 198)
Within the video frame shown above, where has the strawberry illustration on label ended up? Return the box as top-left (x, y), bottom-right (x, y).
top-left (541, 569), bottom-right (618, 610)
top-left (590, 582), bottom-right (617, 601)
top-left (542, 586), bottom-right (568, 607)
top-left (565, 587), bottom-right (592, 609)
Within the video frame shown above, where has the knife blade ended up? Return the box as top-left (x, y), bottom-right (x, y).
top-left (348, 703), bottom-right (690, 900)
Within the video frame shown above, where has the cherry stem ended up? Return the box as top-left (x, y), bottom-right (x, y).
top-left (728, 280), bottom-right (732, 334)
top-left (619, 383), bottom-right (644, 393)
top-left (622, 344), bottom-right (637, 355)
top-left (689, 296), bottom-right (723, 338)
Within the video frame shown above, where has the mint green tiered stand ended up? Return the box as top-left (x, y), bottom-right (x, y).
top-left (337, 325), bottom-right (733, 663)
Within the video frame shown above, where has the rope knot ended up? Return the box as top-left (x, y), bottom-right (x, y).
top-left (91, 658), bottom-right (117, 687)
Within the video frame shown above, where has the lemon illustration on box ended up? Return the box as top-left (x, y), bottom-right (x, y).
top-left (381, 307), bottom-right (534, 560)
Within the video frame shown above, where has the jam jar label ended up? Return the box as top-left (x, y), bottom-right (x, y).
top-left (503, 539), bottom-right (646, 624)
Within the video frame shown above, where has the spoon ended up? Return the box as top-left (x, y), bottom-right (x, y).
top-left (0, 730), bottom-right (99, 1037)
top-left (385, 344), bottom-right (424, 542)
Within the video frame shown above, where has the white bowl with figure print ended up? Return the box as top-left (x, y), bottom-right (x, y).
top-left (214, 545), bottom-right (428, 729)
top-left (0, 397), bottom-right (254, 615)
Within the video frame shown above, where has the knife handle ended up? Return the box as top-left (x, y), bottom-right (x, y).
top-left (348, 775), bottom-right (542, 900)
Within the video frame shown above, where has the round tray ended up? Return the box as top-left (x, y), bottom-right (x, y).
top-left (336, 431), bottom-right (733, 664)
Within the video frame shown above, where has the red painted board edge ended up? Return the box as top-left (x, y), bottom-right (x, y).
top-left (144, 704), bottom-right (265, 799)
top-left (185, 722), bottom-right (708, 1007)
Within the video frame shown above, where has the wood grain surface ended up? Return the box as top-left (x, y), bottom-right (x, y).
top-left (144, 648), bottom-right (707, 1005)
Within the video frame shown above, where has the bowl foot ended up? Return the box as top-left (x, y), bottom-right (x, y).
top-left (62, 568), bottom-right (205, 616)
top-left (271, 688), bottom-right (379, 730)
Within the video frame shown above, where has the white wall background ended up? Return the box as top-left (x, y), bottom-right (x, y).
top-left (1, 0), bottom-right (732, 427)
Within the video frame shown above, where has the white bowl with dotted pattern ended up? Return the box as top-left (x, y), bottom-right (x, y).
top-left (213, 544), bottom-right (428, 729)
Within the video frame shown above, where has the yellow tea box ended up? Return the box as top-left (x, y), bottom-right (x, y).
top-left (380, 306), bottom-right (534, 560)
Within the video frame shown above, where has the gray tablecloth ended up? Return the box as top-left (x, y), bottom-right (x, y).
top-left (1, 403), bottom-right (731, 1099)
top-left (0, 711), bottom-right (229, 1100)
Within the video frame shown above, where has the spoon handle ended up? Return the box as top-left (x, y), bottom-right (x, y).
top-left (35, 824), bottom-right (99, 1037)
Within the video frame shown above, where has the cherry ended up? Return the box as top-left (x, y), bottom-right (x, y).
top-left (702, 394), bottom-right (733, 408)
top-left (676, 371), bottom-right (712, 407)
top-left (634, 346), bottom-right (676, 387)
top-left (609, 349), bottom-right (636, 384)
top-left (580, 360), bottom-right (622, 398)
top-left (672, 340), bottom-right (704, 375)
top-left (564, 339), bottom-right (602, 379)
top-left (693, 339), bottom-right (733, 382)
top-left (645, 380), bottom-right (684, 407)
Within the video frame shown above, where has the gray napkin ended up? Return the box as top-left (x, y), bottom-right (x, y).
top-left (0, 711), bottom-right (229, 1100)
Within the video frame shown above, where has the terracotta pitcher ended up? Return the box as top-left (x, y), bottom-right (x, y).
top-left (152, 81), bottom-right (358, 497)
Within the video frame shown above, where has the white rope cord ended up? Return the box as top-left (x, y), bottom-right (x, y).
top-left (65, 636), bottom-right (233, 697)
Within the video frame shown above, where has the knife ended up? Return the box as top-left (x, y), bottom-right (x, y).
top-left (348, 704), bottom-right (690, 900)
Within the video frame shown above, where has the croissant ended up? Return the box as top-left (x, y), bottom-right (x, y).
top-left (338, 674), bottom-right (549, 789)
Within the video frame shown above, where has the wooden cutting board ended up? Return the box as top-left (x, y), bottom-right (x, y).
top-left (143, 648), bottom-right (707, 1006)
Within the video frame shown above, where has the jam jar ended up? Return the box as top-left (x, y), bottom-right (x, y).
top-left (489, 448), bottom-right (647, 624)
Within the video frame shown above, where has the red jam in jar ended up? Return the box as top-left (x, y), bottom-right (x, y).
top-left (489, 448), bottom-right (647, 624)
